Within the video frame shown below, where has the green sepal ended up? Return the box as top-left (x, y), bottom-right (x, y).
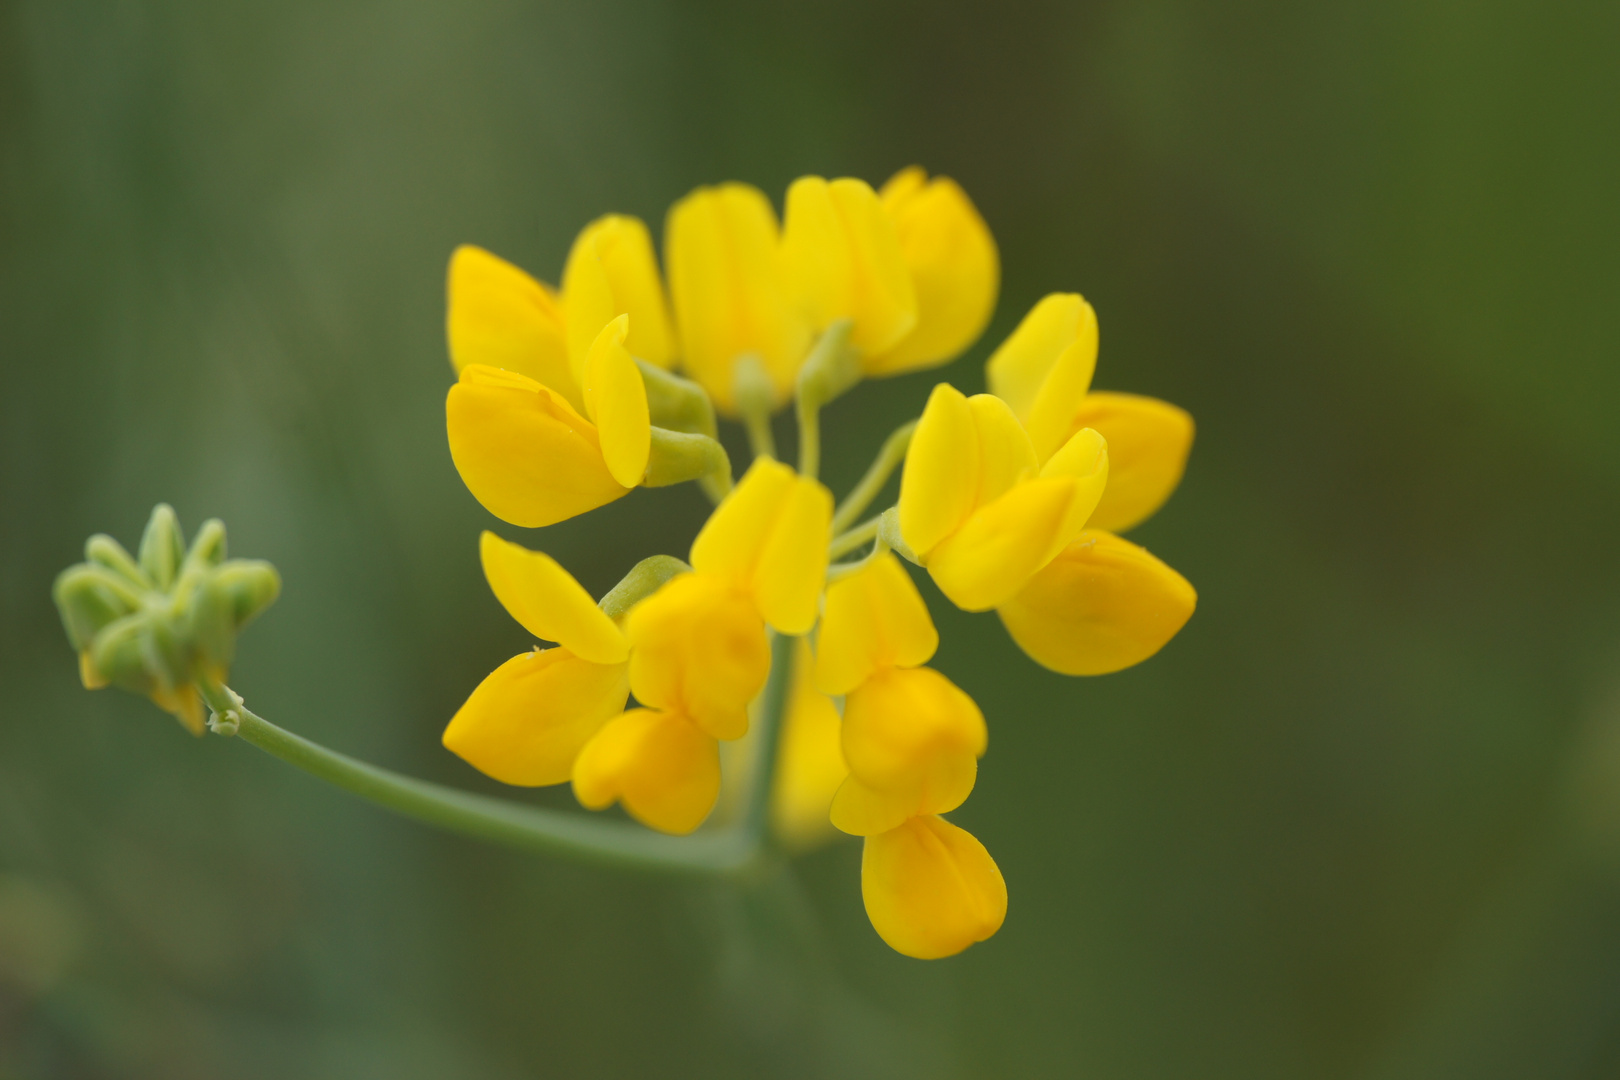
top-left (637, 360), bottom-right (718, 439)
top-left (53, 564), bottom-right (142, 651)
top-left (598, 554), bottom-right (691, 621)
top-left (138, 504), bottom-right (186, 592)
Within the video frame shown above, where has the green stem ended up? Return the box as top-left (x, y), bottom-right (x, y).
top-left (742, 409), bottom-right (776, 462)
top-left (793, 319), bottom-right (859, 481)
top-left (795, 393), bottom-right (821, 481)
top-left (195, 676), bottom-right (790, 878)
top-left (830, 419), bottom-right (916, 535)
top-left (732, 354), bottom-right (778, 462)
top-left (827, 515), bottom-right (882, 560)
top-left (743, 631), bottom-right (796, 842)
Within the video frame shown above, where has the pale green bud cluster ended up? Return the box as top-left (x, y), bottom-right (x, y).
top-left (53, 504), bottom-right (280, 734)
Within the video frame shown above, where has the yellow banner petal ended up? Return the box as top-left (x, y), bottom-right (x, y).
top-left (446, 365), bottom-right (630, 527)
top-left (984, 293), bottom-right (1096, 425)
top-left (1068, 392), bottom-right (1194, 533)
top-left (562, 214), bottom-right (678, 373)
top-left (442, 648), bottom-right (630, 787)
top-left (840, 666), bottom-right (986, 791)
top-left (815, 552), bottom-right (938, 697)
top-left (478, 532), bottom-right (627, 664)
top-left (866, 169), bottom-right (999, 376)
top-left (898, 382), bottom-right (981, 560)
top-left (581, 314), bottom-right (651, 488)
top-left (446, 245), bottom-right (581, 412)
top-left (997, 530), bottom-right (1196, 675)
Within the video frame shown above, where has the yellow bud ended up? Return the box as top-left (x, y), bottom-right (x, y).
top-left (689, 457), bottom-right (831, 635)
top-left (770, 639), bottom-right (849, 850)
top-left (623, 572), bottom-right (769, 741)
top-left (984, 293), bottom-right (1097, 429)
top-left (580, 314), bottom-right (652, 488)
top-left (861, 815), bottom-right (1007, 959)
top-left (997, 530), bottom-right (1196, 675)
top-left (664, 183), bottom-right (811, 414)
top-left (781, 175), bottom-right (917, 355)
top-left (840, 666), bottom-right (985, 793)
top-left (443, 648), bottom-right (630, 786)
top-left (1064, 392), bottom-right (1194, 533)
top-left (446, 364), bottom-right (630, 528)
top-left (814, 552), bottom-right (937, 697)
top-left (446, 245), bottom-right (581, 412)
top-left (478, 532), bottom-right (627, 664)
top-left (865, 167), bottom-right (999, 376)
top-left (561, 214), bottom-right (679, 375)
top-left (571, 708), bottom-right (720, 835)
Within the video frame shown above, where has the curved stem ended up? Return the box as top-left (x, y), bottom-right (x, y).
top-left (830, 420), bottom-right (916, 535)
top-left (743, 631), bottom-right (796, 842)
top-left (827, 515), bottom-right (882, 560)
top-left (195, 674), bottom-right (793, 878)
top-left (795, 393), bottom-right (821, 481)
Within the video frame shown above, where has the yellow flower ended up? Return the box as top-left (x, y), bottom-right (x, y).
top-left (446, 245), bottom-right (580, 411)
top-left (624, 457), bottom-right (832, 739)
top-left (986, 293), bottom-right (1194, 533)
top-left (999, 529), bottom-right (1196, 675)
top-left (560, 214), bottom-right (680, 376)
top-left (897, 381), bottom-right (1109, 611)
top-left (781, 175), bottom-right (918, 356)
top-left (571, 707), bottom-right (720, 836)
top-left (442, 532), bottom-right (630, 786)
top-left (862, 815), bottom-right (1007, 960)
top-left (664, 183), bottom-right (811, 414)
top-left (868, 166), bottom-right (999, 376)
top-left (769, 639), bottom-right (848, 850)
top-left (446, 313), bottom-right (651, 526)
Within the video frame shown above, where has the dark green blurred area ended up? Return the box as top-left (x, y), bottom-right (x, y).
top-left (4, 0), bottom-right (1620, 1075)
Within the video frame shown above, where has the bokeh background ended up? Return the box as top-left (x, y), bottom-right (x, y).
top-left (4, 0), bottom-right (1619, 1076)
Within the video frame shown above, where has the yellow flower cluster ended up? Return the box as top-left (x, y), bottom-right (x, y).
top-left (438, 167), bottom-right (1196, 959)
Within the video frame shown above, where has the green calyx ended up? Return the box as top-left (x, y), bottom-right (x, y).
top-left (54, 504), bottom-right (281, 734)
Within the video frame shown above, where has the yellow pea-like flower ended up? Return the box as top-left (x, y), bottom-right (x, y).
top-left (998, 529), bottom-right (1196, 676)
top-left (446, 315), bottom-right (651, 526)
top-left (664, 182), bottom-right (812, 414)
top-left (864, 167), bottom-right (999, 376)
top-left (623, 571), bottom-right (769, 742)
top-left (1065, 392), bottom-right (1195, 534)
top-left (861, 815), bottom-right (1007, 960)
top-left (561, 214), bottom-right (679, 376)
top-left (446, 245), bottom-right (582, 412)
top-left (571, 707), bottom-right (721, 835)
top-left (814, 551), bottom-right (937, 697)
top-left (770, 639), bottom-right (849, 850)
top-left (838, 665), bottom-right (986, 793)
top-left (985, 295), bottom-right (1194, 530)
top-left (444, 648), bottom-right (631, 787)
top-left (689, 457), bottom-right (832, 636)
top-left (443, 533), bottom-right (631, 786)
top-left (898, 382), bottom-right (1109, 611)
top-left (780, 175), bottom-right (918, 356)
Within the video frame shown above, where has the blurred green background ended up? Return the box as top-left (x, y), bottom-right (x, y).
top-left (4, 0), bottom-right (1619, 1076)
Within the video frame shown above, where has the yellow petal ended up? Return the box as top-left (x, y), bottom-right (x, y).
top-left (571, 708), bottom-right (719, 835)
top-left (1039, 426), bottom-right (1110, 559)
top-left (997, 529), bottom-right (1196, 675)
top-left (751, 474), bottom-right (832, 635)
top-left (580, 314), bottom-right (651, 488)
top-left (446, 365), bottom-right (631, 528)
top-left (770, 639), bottom-right (849, 850)
top-left (924, 477), bottom-right (1077, 612)
top-left (1066, 392), bottom-right (1194, 533)
top-left (664, 183), bottom-right (811, 414)
top-left (866, 168), bottom-right (999, 376)
top-left (829, 756), bottom-right (977, 837)
top-left (443, 649), bottom-right (629, 786)
top-left (861, 816), bottom-right (1007, 959)
top-left (478, 532), bottom-right (627, 664)
top-left (1024, 337), bottom-right (1101, 463)
top-left (984, 293), bottom-right (1097, 426)
top-left (781, 176), bottom-right (917, 355)
top-left (840, 666), bottom-right (986, 791)
top-left (446, 245), bottom-right (582, 412)
top-left (689, 456), bottom-right (797, 581)
top-left (561, 214), bottom-right (679, 374)
top-left (898, 382), bottom-right (980, 560)
top-left (623, 572), bottom-right (769, 741)
top-left (814, 552), bottom-right (937, 696)
top-left (967, 393), bottom-right (1039, 508)
top-left (689, 457), bottom-right (831, 633)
